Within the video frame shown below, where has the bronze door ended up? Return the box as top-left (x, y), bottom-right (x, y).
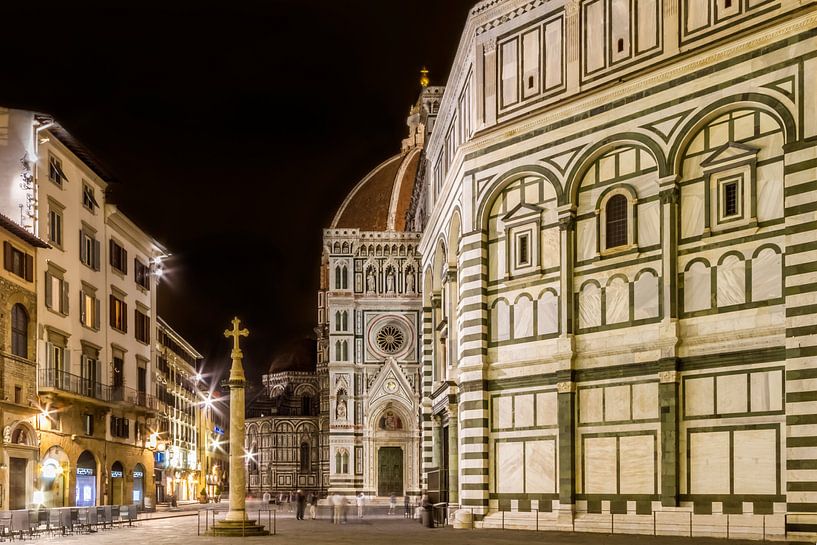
top-left (377, 447), bottom-right (403, 497)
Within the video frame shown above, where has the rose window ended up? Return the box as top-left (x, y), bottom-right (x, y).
top-left (376, 325), bottom-right (405, 354)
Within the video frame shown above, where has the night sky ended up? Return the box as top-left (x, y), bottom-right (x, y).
top-left (1, 1), bottom-right (475, 384)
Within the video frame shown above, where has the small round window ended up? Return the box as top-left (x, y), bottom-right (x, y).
top-left (376, 325), bottom-right (405, 354)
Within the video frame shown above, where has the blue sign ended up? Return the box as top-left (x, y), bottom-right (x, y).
top-left (214, 426), bottom-right (224, 435)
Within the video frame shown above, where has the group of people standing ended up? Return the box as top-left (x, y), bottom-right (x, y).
top-left (262, 490), bottom-right (318, 520)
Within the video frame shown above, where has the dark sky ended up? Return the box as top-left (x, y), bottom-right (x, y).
top-left (1, 1), bottom-right (474, 384)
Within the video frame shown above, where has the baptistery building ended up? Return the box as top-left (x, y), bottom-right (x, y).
top-left (416, 0), bottom-right (817, 540)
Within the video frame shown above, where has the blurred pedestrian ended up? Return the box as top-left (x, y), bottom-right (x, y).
top-left (341, 495), bottom-right (349, 523)
top-left (404, 494), bottom-right (411, 518)
top-left (296, 489), bottom-right (306, 520)
top-left (389, 492), bottom-right (396, 515)
top-left (331, 493), bottom-right (341, 524)
top-left (307, 491), bottom-right (317, 520)
top-left (356, 493), bottom-right (365, 519)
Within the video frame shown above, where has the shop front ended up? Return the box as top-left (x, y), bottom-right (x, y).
top-left (40, 447), bottom-right (69, 508)
top-left (75, 450), bottom-right (97, 507)
top-left (132, 464), bottom-right (146, 507)
top-left (110, 461), bottom-right (125, 505)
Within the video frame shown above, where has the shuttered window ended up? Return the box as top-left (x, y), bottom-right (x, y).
top-left (110, 240), bottom-right (127, 274)
top-left (3, 241), bottom-right (33, 282)
top-left (110, 294), bottom-right (127, 332)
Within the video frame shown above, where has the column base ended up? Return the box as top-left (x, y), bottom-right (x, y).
top-left (208, 519), bottom-right (269, 537)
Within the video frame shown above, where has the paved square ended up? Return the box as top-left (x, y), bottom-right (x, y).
top-left (14, 510), bottom-right (808, 545)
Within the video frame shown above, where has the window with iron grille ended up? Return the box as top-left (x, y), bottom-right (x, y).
top-left (723, 180), bottom-right (739, 217)
top-left (605, 194), bottom-right (628, 249)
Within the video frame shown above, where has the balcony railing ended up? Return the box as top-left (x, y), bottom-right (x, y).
top-left (39, 368), bottom-right (158, 410)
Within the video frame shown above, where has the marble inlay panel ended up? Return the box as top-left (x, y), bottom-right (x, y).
top-left (733, 429), bottom-right (777, 494)
top-left (497, 441), bottom-right (524, 493)
top-left (632, 382), bottom-right (659, 420)
top-left (577, 218), bottom-right (596, 262)
top-left (526, 440), bottom-right (556, 493)
top-left (605, 277), bottom-right (629, 324)
top-left (585, 436), bottom-right (617, 494)
top-left (716, 255), bottom-right (746, 307)
top-left (684, 376), bottom-right (714, 417)
top-left (515, 394), bottom-right (534, 428)
top-left (638, 200), bottom-right (661, 247)
top-left (580, 388), bottom-right (604, 423)
top-left (634, 271), bottom-right (660, 320)
top-left (751, 248), bottom-right (782, 302)
top-left (536, 392), bottom-right (558, 426)
top-left (579, 283), bottom-right (602, 328)
top-left (605, 385), bottom-right (631, 421)
top-left (750, 370), bottom-right (783, 412)
top-left (537, 291), bottom-right (559, 335)
top-left (619, 434), bottom-right (655, 494)
top-left (716, 374), bottom-right (748, 414)
top-left (690, 431), bottom-right (730, 494)
top-left (684, 261), bottom-right (711, 312)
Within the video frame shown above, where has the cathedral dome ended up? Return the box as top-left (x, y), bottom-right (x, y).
top-left (330, 147), bottom-right (422, 232)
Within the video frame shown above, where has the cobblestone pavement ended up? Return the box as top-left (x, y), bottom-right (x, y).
top-left (12, 511), bottom-right (809, 545)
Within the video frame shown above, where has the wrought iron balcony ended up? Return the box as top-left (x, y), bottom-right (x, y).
top-left (39, 368), bottom-right (158, 410)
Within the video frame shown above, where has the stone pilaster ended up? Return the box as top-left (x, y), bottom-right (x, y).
top-left (659, 361), bottom-right (680, 507)
top-left (557, 379), bottom-right (576, 527)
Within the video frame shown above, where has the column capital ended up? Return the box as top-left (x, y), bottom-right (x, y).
top-left (659, 370), bottom-right (679, 384)
top-left (556, 381), bottom-right (576, 394)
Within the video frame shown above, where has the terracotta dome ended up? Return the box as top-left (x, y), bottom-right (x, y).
top-left (331, 147), bottom-right (422, 232)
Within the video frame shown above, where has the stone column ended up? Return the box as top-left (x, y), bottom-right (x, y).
top-left (556, 379), bottom-right (576, 529)
top-left (431, 415), bottom-right (442, 468)
top-left (659, 363), bottom-right (680, 507)
top-left (224, 320), bottom-right (249, 523)
top-left (447, 404), bottom-right (459, 505)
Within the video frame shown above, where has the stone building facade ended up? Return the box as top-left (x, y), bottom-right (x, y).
top-left (0, 111), bottom-right (167, 508)
top-left (417, 0), bottom-right (817, 540)
top-left (245, 340), bottom-right (323, 495)
top-left (154, 317), bottom-right (202, 503)
top-left (0, 214), bottom-right (48, 509)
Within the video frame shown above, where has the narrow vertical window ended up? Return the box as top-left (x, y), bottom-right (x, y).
top-left (605, 194), bottom-right (629, 249)
top-left (11, 304), bottom-right (28, 358)
top-left (723, 181), bottom-right (739, 218)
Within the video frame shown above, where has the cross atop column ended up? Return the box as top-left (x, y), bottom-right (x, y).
top-left (224, 317), bottom-right (249, 358)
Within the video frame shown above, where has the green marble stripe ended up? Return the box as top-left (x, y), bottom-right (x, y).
top-left (787, 460), bottom-right (817, 470)
top-left (786, 261), bottom-right (817, 276)
top-left (786, 503), bottom-right (817, 513)
top-left (787, 240), bottom-right (817, 255)
top-left (460, 498), bottom-right (489, 506)
top-left (461, 302), bottom-right (486, 313)
top-left (788, 482), bottom-right (817, 491)
top-left (462, 318), bottom-right (487, 328)
top-left (787, 326), bottom-right (817, 338)
top-left (785, 201), bottom-right (817, 217)
top-left (784, 157), bottom-right (817, 175)
top-left (461, 400), bottom-right (488, 411)
top-left (784, 179), bottom-right (817, 198)
top-left (787, 414), bottom-right (817, 426)
top-left (787, 304), bottom-right (817, 318)
top-left (678, 227), bottom-right (783, 255)
top-left (462, 436), bottom-right (490, 444)
top-left (787, 346), bottom-right (817, 359)
top-left (462, 468), bottom-right (489, 476)
top-left (462, 483), bottom-right (490, 490)
top-left (461, 257), bottom-right (487, 269)
top-left (788, 436), bottom-right (817, 447)
top-left (463, 452), bottom-right (489, 460)
top-left (786, 368), bottom-right (817, 380)
top-left (787, 391), bottom-right (817, 403)
top-left (461, 347), bottom-right (488, 357)
top-left (462, 418), bottom-right (489, 429)
top-left (461, 333), bottom-right (487, 343)
top-left (786, 220), bottom-right (817, 235)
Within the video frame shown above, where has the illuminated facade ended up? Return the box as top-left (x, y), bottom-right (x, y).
top-left (417, 0), bottom-right (817, 540)
top-left (155, 317), bottom-right (202, 503)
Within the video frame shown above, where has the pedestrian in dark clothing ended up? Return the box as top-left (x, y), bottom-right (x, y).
top-left (404, 494), bottom-right (411, 518)
top-left (296, 489), bottom-right (306, 520)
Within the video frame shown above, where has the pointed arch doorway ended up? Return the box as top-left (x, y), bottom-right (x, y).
top-left (377, 446), bottom-right (403, 496)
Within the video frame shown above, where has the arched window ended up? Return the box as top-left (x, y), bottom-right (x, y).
top-left (335, 311), bottom-right (342, 331)
top-left (341, 311), bottom-right (348, 331)
top-left (300, 442), bottom-right (310, 472)
top-left (335, 340), bottom-right (342, 361)
top-left (11, 304), bottom-right (28, 358)
top-left (301, 395), bottom-right (313, 416)
top-left (605, 194), bottom-right (628, 249)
